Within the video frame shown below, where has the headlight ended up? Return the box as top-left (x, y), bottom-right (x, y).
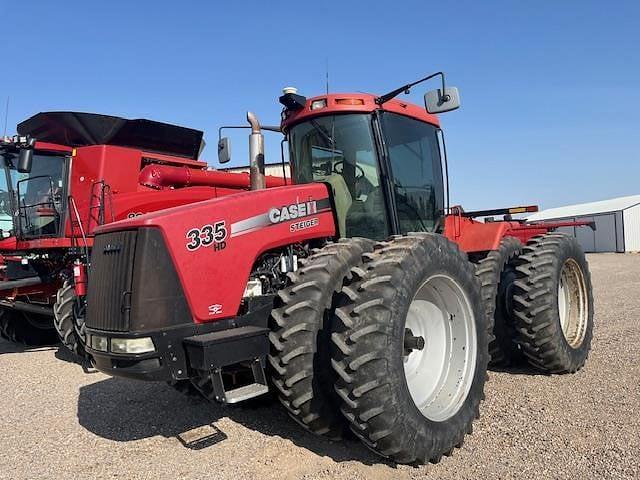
top-left (310, 99), bottom-right (327, 110)
top-left (90, 335), bottom-right (108, 352)
top-left (110, 337), bottom-right (155, 354)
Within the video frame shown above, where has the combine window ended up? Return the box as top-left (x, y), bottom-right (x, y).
top-left (0, 154), bottom-right (18, 234)
top-left (16, 153), bottom-right (68, 237)
top-left (289, 114), bottom-right (389, 239)
top-left (381, 112), bottom-right (445, 233)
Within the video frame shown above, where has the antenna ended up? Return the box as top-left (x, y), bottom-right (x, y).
top-left (325, 58), bottom-right (329, 95)
top-left (2, 96), bottom-right (8, 137)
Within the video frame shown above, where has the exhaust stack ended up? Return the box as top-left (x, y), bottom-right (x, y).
top-left (247, 111), bottom-right (265, 190)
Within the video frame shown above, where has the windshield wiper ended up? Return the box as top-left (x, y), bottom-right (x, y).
top-left (309, 119), bottom-right (334, 147)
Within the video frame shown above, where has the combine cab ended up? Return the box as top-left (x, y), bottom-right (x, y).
top-left (0, 112), bottom-right (283, 353)
top-left (83, 73), bottom-right (594, 464)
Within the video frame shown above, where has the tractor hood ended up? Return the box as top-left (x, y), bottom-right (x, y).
top-left (18, 111), bottom-right (205, 160)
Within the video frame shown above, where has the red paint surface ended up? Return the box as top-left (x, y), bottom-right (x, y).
top-left (281, 93), bottom-right (441, 131)
top-left (34, 141), bottom-right (72, 153)
top-left (96, 183), bottom-right (336, 322)
top-left (443, 212), bottom-right (592, 253)
top-left (1, 139), bottom-right (262, 306)
top-left (138, 164), bottom-right (286, 190)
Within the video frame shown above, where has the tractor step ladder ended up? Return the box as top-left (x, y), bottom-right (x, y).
top-left (191, 358), bottom-right (269, 404)
top-left (210, 359), bottom-right (269, 403)
top-left (184, 326), bottom-right (270, 404)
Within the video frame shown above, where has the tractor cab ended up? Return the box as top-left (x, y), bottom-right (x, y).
top-left (280, 74), bottom-right (460, 240)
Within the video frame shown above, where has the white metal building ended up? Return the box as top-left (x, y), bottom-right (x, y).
top-left (527, 195), bottom-right (640, 253)
top-left (226, 162), bottom-right (291, 180)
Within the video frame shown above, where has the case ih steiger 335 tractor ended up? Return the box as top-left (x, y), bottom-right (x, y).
top-left (0, 112), bottom-right (283, 355)
top-left (83, 73), bottom-right (594, 464)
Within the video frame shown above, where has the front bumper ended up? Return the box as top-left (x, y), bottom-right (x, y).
top-left (86, 324), bottom-right (199, 381)
top-left (86, 297), bottom-right (273, 382)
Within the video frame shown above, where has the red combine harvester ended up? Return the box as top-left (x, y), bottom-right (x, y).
top-left (83, 73), bottom-right (594, 464)
top-left (0, 112), bottom-right (283, 355)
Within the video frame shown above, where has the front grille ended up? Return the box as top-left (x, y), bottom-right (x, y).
top-left (86, 230), bottom-right (138, 332)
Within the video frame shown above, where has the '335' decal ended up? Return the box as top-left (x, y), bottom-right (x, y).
top-left (186, 221), bottom-right (227, 251)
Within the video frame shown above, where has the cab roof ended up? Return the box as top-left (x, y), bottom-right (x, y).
top-left (281, 93), bottom-right (440, 131)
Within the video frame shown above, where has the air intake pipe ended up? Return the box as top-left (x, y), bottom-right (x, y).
top-left (247, 111), bottom-right (266, 190)
top-left (138, 165), bottom-right (285, 190)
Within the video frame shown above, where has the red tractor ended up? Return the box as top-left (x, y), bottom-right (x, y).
top-left (0, 112), bottom-right (283, 355)
top-left (83, 73), bottom-right (594, 464)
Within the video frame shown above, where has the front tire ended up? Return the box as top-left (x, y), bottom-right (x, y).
top-left (331, 233), bottom-right (488, 464)
top-left (511, 233), bottom-right (593, 373)
top-left (268, 238), bottom-right (374, 439)
top-left (53, 279), bottom-right (88, 358)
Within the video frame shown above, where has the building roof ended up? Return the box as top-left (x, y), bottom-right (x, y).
top-left (528, 195), bottom-right (640, 221)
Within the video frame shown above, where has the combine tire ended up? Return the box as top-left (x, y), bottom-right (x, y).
top-left (474, 237), bottom-right (524, 366)
top-left (331, 233), bottom-right (487, 464)
top-left (0, 307), bottom-right (58, 346)
top-left (268, 238), bottom-right (374, 439)
top-left (54, 279), bottom-right (88, 358)
top-left (511, 233), bottom-right (593, 373)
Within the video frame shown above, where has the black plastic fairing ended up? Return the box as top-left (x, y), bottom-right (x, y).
top-left (130, 228), bottom-right (192, 331)
top-left (85, 227), bottom-right (192, 333)
top-left (86, 230), bottom-right (138, 332)
top-left (18, 111), bottom-right (204, 160)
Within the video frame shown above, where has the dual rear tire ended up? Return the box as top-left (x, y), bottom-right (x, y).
top-left (475, 233), bottom-right (593, 373)
top-left (511, 233), bottom-right (593, 373)
top-left (474, 237), bottom-right (524, 366)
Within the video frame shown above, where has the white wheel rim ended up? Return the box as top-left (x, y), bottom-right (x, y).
top-left (558, 259), bottom-right (589, 348)
top-left (403, 274), bottom-right (477, 422)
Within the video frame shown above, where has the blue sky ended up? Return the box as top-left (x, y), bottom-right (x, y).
top-left (2, 0), bottom-right (638, 210)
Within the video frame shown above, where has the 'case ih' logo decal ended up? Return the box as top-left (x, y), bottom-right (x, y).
top-left (229, 198), bottom-right (331, 238)
top-left (268, 200), bottom-right (318, 224)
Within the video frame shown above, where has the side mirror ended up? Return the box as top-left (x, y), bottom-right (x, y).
top-left (424, 86), bottom-right (461, 114)
top-left (17, 148), bottom-right (34, 173)
top-left (218, 137), bottom-right (231, 164)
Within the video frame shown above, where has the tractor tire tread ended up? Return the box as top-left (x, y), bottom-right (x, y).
top-left (510, 232), bottom-right (594, 373)
top-left (472, 236), bottom-right (523, 366)
top-left (268, 237), bottom-right (374, 439)
top-left (331, 233), bottom-right (488, 464)
top-left (53, 279), bottom-right (88, 358)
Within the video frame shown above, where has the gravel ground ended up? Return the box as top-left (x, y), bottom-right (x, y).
top-left (1, 253), bottom-right (638, 479)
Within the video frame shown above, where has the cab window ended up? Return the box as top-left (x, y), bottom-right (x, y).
top-left (289, 114), bottom-right (389, 239)
top-left (381, 112), bottom-right (445, 233)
